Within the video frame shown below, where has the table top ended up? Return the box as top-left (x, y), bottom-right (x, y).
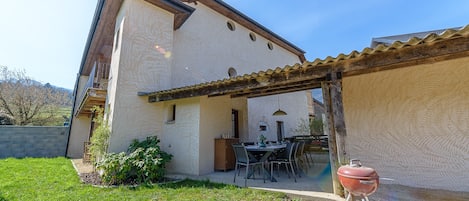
top-left (245, 144), bottom-right (286, 151)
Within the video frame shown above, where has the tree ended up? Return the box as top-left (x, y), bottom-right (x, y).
top-left (291, 117), bottom-right (324, 136)
top-left (0, 66), bottom-right (70, 126)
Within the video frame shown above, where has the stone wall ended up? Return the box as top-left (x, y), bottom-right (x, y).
top-left (0, 126), bottom-right (69, 158)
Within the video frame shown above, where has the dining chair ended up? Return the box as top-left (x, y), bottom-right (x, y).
top-left (294, 140), bottom-right (308, 177)
top-left (303, 142), bottom-right (316, 166)
top-left (232, 144), bottom-right (265, 187)
top-left (269, 142), bottom-right (297, 182)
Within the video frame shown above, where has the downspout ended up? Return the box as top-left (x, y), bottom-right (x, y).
top-left (65, 0), bottom-right (106, 157)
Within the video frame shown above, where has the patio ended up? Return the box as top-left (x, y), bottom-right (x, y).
top-left (72, 151), bottom-right (344, 201)
top-left (167, 151), bottom-right (344, 201)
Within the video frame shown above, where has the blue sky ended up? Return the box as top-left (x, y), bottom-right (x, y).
top-left (1, 0), bottom-right (469, 89)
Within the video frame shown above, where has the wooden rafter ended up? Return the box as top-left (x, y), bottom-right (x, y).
top-left (142, 29), bottom-right (469, 103)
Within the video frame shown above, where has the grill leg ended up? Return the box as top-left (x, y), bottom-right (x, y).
top-left (362, 195), bottom-right (369, 201)
top-left (345, 193), bottom-right (352, 201)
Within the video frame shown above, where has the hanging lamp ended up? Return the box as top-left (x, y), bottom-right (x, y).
top-left (272, 95), bottom-right (287, 116)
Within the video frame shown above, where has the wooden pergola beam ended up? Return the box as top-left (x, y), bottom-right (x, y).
top-left (340, 36), bottom-right (469, 76)
top-left (143, 36), bottom-right (469, 102)
top-left (147, 65), bottom-right (331, 102)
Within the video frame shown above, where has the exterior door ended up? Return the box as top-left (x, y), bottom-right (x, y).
top-left (276, 121), bottom-right (284, 142)
top-left (232, 109), bottom-right (239, 138)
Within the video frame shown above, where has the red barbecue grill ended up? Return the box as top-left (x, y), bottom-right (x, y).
top-left (337, 159), bottom-right (379, 201)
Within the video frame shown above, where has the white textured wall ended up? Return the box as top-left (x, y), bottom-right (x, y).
top-left (68, 76), bottom-right (92, 158)
top-left (343, 57), bottom-right (469, 192)
top-left (199, 95), bottom-right (232, 174)
top-left (161, 97), bottom-right (200, 175)
top-left (248, 91), bottom-right (310, 142)
top-left (107, 0), bottom-right (172, 152)
top-left (171, 3), bottom-right (301, 88)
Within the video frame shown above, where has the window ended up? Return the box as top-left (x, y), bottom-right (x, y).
top-left (228, 67), bottom-right (237, 78)
top-left (249, 32), bottom-right (256, 41)
top-left (267, 42), bottom-right (274, 50)
top-left (167, 104), bottom-right (176, 123)
top-left (276, 121), bottom-right (284, 142)
top-left (226, 21), bottom-right (236, 31)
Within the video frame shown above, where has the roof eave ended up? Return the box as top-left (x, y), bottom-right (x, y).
top-left (78, 0), bottom-right (106, 76)
top-left (194, 0), bottom-right (305, 61)
top-left (145, 0), bottom-right (195, 29)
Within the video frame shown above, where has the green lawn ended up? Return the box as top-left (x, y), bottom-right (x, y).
top-left (0, 157), bottom-right (291, 201)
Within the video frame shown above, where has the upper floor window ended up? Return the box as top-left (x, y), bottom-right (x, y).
top-left (267, 42), bottom-right (274, 50)
top-left (228, 67), bottom-right (237, 78)
top-left (249, 32), bottom-right (256, 41)
top-left (227, 21), bottom-right (236, 31)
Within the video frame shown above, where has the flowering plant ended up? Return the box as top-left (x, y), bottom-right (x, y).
top-left (257, 134), bottom-right (266, 142)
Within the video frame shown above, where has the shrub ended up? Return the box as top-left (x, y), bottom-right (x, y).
top-left (89, 106), bottom-right (110, 163)
top-left (96, 152), bottom-right (128, 185)
top-left (128, 136), bottom-right (162, 152)
top-left (96, 136), bottom-right (172, 185)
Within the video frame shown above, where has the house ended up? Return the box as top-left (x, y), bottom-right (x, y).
top-left (370, 27), bottom-right (462, 48)
top-left (68, 0), bottom-right (469, 194)
top-left (138, 24), bottom-right (469, 194)
top-left (67, 0), bottom-right (311, 175)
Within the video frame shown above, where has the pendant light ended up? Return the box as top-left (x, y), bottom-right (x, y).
top-left (272, 95), bottom-right (287, 116)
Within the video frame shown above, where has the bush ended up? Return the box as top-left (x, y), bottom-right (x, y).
top-left (96, 152), bottom-right (128, 185)
top-left (96, 136), bottom-right (173, 185)
top-left (89, 106), bottom-right (110, 163)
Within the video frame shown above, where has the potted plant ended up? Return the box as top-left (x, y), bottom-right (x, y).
top-left (258, 134), bottom-right (267, 147)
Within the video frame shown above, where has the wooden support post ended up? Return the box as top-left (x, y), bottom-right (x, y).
top-left (330, 72), bottom-right (348, 165)
top-left (322, 81), bottom-right (343, 197)
top-left (322, 71), bottom-right (348, 198)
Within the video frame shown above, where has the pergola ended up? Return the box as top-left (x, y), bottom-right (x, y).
top-left (139, 25), bottom-right (469, 196)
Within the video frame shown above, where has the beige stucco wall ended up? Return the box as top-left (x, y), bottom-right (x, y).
top-left (160, 97), bottom-right (200, 175)
top-left (199, 95), bottom-right (232, 174)
top-left (67, 116), bottom-right (91, 158)
top-left (106, 0), bottom-right (173, 152)
top-left (67, 76), bottom-right (92, 158)
top-left (343, 57), bottom-right (469, 192)
top-left (160, 95), bottom-right (233, 175)
top-left (171, 3), bottom-right (301, 88)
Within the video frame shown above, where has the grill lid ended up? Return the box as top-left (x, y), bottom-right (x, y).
top-left (337, 159), bottom-right (378, 179)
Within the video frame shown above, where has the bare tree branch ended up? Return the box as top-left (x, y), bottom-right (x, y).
top-left (0, 66), bottom-right (71, 126)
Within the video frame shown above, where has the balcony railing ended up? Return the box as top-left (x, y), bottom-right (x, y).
top-left (75, 61), bottom-right (110, 116)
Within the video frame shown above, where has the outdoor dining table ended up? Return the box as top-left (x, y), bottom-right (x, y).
top-left (244, 144), bottom-right (287, 182)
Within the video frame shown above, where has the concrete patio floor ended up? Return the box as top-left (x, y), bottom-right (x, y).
top-left (167, 162), bottom-right (344, 201)
top-left (166, 152), bottom-right (345, 201)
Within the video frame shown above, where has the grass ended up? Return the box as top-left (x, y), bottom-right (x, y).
top-left (0, 157), bottom-right (292, 201)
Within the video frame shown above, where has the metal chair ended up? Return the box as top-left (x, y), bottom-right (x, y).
top-left (269, 142), bottom-right (297, 182)
top-left (232, 144), bottom-right (265, 187)
top-left (294, 140), bottom-right (309, 177)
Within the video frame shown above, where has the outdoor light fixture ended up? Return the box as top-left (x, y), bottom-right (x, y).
top-left (272, 95), bottom-right (287, 116)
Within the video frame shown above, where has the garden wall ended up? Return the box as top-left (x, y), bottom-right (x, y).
top-left (0, 126), bottom-right (69, 158)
